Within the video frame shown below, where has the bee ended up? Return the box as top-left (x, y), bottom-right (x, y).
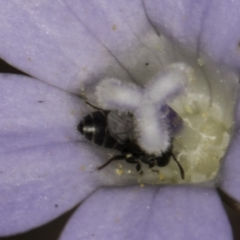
top-left (77, 103), bottom-right (184, 179)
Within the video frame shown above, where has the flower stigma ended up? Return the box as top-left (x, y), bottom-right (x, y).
top-left (79, 56), bottom-right (237, 185)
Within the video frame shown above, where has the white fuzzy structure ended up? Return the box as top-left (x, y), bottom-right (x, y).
top-left (95, 63), bottom-right (192, 155)
top-left (135, 105), bottom-right (170, 155)
top-left (145, 63), bottom-right (191, 105)
top-left (96, 78), bottom-right (142, 111)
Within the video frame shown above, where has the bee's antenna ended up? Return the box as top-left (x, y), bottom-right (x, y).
top-left (98, 155), bottom-right (125, 170)
top-left (85, 101), bottom-right (103, 111)
top-left (172, 154), bottom-right (185, 180)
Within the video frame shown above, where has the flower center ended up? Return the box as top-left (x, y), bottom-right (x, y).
top-left (80, 58), bottom-right (237, 185)
top-left (109, 86), bottom-right (231, 184)
top-left (170, 91), bottom-right (230, 183)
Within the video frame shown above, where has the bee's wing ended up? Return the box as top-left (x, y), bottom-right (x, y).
top-left (161, 105), bottom-right (183, 134)
top-left (107, 111), bottom-right (135, 143)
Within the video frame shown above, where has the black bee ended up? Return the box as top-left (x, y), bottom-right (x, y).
top-left (77, 103), bottom-right (184, 179)
top-left (78, 109), bottom-right (123, 150)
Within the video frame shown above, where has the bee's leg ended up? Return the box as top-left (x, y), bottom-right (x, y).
top-left (148, 160), bottom-right (155, 169)
top-left (152, 169), bottom-right (160, 174)
top-left (125, 158), bottom-right (142, 174)
top-left (147, 160), bottom-right (157, 172)
top-left (136, 162), bottom-right (143, 175)
top-left (98, 154), bottom-right (126, 170)
top-left (171, 153), bottom-right (185, 180)
top-left (125, 157), bottom-right (137, 164)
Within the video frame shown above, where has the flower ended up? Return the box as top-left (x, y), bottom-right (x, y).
top-left (0, 1), bottom-right (240, 239)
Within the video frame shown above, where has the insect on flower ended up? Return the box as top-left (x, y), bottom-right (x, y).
top-left (78, 63), bottom-right (192, 180)
top-left (77, 102), bottom-right (185, 179)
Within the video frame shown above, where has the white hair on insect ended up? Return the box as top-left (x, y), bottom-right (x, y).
top-left (95, 78), bottom-right (142, 111)
top-left (95, 63), bottom-right (192, 155)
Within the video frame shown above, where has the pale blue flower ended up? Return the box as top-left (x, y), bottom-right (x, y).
top-left (0, 1), bottom-right (239, 239)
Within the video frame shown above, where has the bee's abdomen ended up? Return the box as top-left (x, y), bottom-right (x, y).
top-left (78, 110), bottom-right (120, 149)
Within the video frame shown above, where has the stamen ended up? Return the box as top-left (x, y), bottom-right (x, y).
top-left (96, 78), bottom-right (142, 111)
top-left (145, 63), bottom-right (192, 104)
top-left (134, 104), bottom-right (170, 155)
